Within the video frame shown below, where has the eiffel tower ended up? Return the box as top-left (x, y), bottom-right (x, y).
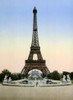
top-left (21, 7), bottom-right (50, 76)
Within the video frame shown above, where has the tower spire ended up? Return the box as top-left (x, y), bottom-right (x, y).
top-left (31, 7), bottom-right (39, 47)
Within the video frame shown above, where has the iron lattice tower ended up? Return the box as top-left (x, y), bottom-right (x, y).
top-left (21, 7), bottom-right (50, 76)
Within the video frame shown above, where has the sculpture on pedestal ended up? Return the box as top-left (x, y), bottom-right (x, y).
top-left (67, 75), bottom-right (71, 83)
top-left (3, 75), bottom-right (8, 83)
top-left (8, 77), bottom-right (12, 83)
top-left (62, 75), bottom-right (66, 83)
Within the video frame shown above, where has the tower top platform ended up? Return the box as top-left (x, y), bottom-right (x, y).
top-left (33, 6), bottom-right (37, 13)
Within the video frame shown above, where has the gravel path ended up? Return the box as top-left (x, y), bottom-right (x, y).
top-left (0, 85), bottom-right (73, 100)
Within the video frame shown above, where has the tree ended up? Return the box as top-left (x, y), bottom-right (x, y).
top-left (0, 69), bottom-right (11, 82)
top-left (63, 71), bottom-right (70, 76)
top-left (0, 73), bottom-right (2, 82)
top-left (47, 73), bottom-right (52, 79)
top-left (11, 73), bottom-right (23, 80)
top-left (11, 74), bottom-right (19, 80)
top-left (62, 71), bottom-right (70, 79)
top-left (51, 70), bottom-right (61, 80)
top-left (70, 72), bottom-right (73, 80)
top-left (41, 73), bottom-right (46, 78)
top-left (18, 73), bottom-right (23, 79)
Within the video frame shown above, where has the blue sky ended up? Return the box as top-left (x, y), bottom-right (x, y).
top-left (0, 0), bottom-right (73, 73)
top-left (0, 0), bottom-right (73, 39)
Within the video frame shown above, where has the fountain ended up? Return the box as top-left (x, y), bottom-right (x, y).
top-left (2, 74), bottom-right (72, 87)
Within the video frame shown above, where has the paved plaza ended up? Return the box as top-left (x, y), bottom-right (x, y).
top-left (0, 84), bottom-right (73, 100)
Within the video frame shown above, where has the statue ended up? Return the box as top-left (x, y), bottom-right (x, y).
top-left (3, 75), bottom-right (8, 83)
top-left (62, 75), bottom-right (66, 82)
top-left (67, 75), bottom-right (71, 83)
top-left (8, 77), bottom-right (12, 83)
top-left (4, 75), bottom-right (8, 79)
